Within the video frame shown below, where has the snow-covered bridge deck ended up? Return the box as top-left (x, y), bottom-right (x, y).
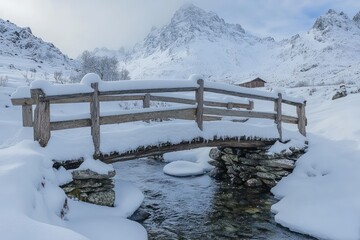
top-left (11, 74), bottom-right (307, 162)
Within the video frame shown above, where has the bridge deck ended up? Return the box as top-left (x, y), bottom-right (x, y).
top-left (45, 120), bottom-right (306, 163)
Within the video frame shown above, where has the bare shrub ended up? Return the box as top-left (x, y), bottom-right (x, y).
top-left (71, 51), bottom-right (130, 82)
top-left (0, 75), bottom-right (8, 87)
top-left (54, 71), bottom-right (65, 84)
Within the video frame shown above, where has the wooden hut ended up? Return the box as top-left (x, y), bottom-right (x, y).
top-left (237, 77), bottom-right (266, 88)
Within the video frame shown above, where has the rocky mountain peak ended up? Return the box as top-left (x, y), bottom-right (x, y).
top-left (353, 11), bottom-right (360, 26)
top-left (133, 4), bottom-right (248, 57)
top-left (312, 9), bottom-right (351, 32)
top-left (0, 18), bottom-right (73, 66)
top-left (170, 3), bottom-right (245, 34)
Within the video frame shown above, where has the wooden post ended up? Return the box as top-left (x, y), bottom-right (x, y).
top-left (274, 93), bottom-right (282, 141)
top-left (31, 89), bottom-right (50, 147)
top-left (90, 83), bottom-right (101, 158)
top-left (247, 100), bottom-right (254, 110)
top-left (195, 79), bottom-right (204, 131)
top-left (143, 93), bottom-right (150, 108)
top-left (297, 102), bottom-right (306, 137)
top-left (22, 104), bottom-right (33, 127)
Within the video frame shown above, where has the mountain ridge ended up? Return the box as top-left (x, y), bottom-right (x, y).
top-left (123, 6), bottom-right (360, 86)
top-left (0, 18), bottom-right (74, 68)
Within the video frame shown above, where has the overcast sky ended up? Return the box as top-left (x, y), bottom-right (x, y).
top-left (0, 0), bottom-right (360, 58)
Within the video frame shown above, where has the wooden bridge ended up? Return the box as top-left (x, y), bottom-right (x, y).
top-left (11, 77), bottom-right (306, 163)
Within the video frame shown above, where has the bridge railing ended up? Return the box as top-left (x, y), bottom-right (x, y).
top-left (11, 78), bottom-right (306, 157)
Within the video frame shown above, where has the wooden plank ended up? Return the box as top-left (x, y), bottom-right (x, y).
top-left (205, 87), bottom-right (302, 106)
top-left (22, 104), bottom-right (33, 127)
top-left (143, 93), bottom-right (150, 108)
top-left (11, 97), bottom-right (34, 106)
top-left (32, 89), bottom-right (50, 147)
top-left (281, 115), bottom-right (298, 124)
top-left (206, 100), bottom-right (250, 109)
top-left (282, 99), bottom-right (303, 107)
top-left (48, 95), bottom-right (145, 104)
top-left (275, 93), bottom-right (283, 141)
top-left (151, 95), bottom-right (252, 109)
top-left (196, 79), bottom-right (204, 130)
top-left (100, 95), bottom-right (144, 102)
top-left (99, 87), bottom-right (198, 96)
top-left (100, 138), bottom-right (277, 163)
top-left (297, 104), bottom-right (306, 136)
top-left (45, 92), bottom-right (92, 102)
top-left (100, 108), bottom-right (196, 125)
top-left (204, 87), bottom-right (276, 102)
top-left (50, 119), bottom-right (91, 130)
top-left (203, 115), bottom-right (222, 121)
top-left (203, 107), bottom-right (276, 120)
top-left (150, 95), bottom-right (195, 105)
top-left (50, 96), bottom-right (91, 104)
top-left (90, 83), bottom-right (101, 156)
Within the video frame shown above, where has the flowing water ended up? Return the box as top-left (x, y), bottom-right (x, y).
top-left (114, 158), bottom-right (313, 240)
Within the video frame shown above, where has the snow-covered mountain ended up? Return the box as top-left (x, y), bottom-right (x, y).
top-left (277, 9), bottom-right (360, 86)
top-left (122, 4), bottom-right (360, 86)
top-left (0, 19), bottom-right (73, 66)
top-left (0, 18), bottom-right (76, 86)
top-left (127, 4), bottom-right (277, 82)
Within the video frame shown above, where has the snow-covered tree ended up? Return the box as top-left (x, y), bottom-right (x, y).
top-left (119, 68), bottom-right (131, 80)
top-left (72, 51), bottom-right (129, 81)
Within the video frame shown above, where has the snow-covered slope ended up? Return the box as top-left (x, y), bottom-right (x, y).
top-left (126, 4), bottom-right (277, 81)
top-left (121, 5), bottom-right (360, 87)
top-left (277, 9), bottom-right (360, 86)
top-left (0, 19), bottom-right (73, 66)
top-left (0, 18), bottom-right (76, 86)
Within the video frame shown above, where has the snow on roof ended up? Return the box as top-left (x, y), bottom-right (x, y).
top-left (234, 77), bottom-right (267, 85)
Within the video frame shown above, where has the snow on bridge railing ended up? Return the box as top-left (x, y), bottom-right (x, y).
top-left (11, 73), bottom-right (306, 158)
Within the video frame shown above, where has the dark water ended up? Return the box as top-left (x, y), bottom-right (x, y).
top-left (114, 158), bottom-right (314, 240)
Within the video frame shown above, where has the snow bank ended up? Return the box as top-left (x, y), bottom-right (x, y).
top-left (163, 147), bottom-right (213, 177)
top-left (163, 161), bottom-right (205, 177)
top-left (0, 139), bottom-right (146, 240)
top-left (271, 92), bottom-right (360, 240)
top-left (0, 141), bottom-right (87, 240)
top-left (272, 135), bottom-right (360, 239)
top-left (76, 158), bottom-right (114, 174)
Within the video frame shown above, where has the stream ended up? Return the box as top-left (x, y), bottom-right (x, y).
top-left (114, 158), bottom-right (314, 240)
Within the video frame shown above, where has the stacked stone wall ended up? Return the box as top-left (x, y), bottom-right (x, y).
top-left (54, 160), bottom-right (116, 207)
top-left (209, 145), bottom-right (307, 188)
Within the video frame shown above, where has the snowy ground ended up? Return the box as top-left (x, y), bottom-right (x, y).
top-left (271, 89), bottom-right (360, 240)
top-left (1, 68), bottom-right (360, 239)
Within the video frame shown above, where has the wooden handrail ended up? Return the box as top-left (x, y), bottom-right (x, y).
top-left (11, 79), bottom-right (307, 158)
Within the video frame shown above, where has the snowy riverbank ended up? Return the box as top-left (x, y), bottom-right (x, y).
top-left (1, 80), bottom-right (360, 239)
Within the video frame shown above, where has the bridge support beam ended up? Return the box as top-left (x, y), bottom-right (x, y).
top-left (196, 79), bottom-right (204, 130)
top-left (274, 93), bottom-right (283, 141)
top-left (297, 103), bottom-right (307, 137)
top-left (32, 89), bottom-right (50, 147)
top-left (99, 138), bottom-right (277, 164)
top-left (143, 93), bottom-right (150, 108)
top-left (91, 83), bottom-right (101, 158)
